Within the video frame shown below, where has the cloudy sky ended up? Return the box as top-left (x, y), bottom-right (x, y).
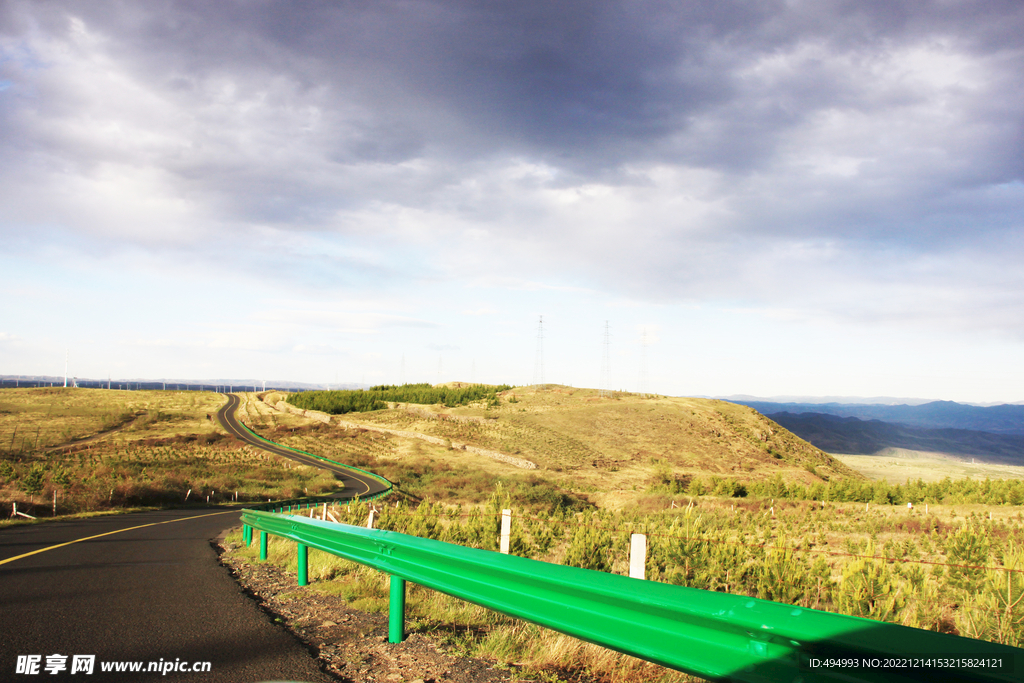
top-left (2, 1), bottom-right (1023, 402)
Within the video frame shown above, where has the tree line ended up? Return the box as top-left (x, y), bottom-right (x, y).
top-left (668, 472), bottom-right (1024, 506)
top-left (287, 383), bottom-right (514, 415)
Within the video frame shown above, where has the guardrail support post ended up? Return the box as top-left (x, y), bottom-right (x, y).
top-left (388, 575), bottom-right (406, 644)
top-left (243, 524), bottom-right (251, 546)
top-left (297, 543), bottom-right (308, 586)
top-left (629, 533), bottom-right (647, 580)
top-left (259, 531), bottom-right (268, 561)
top-left (499, 509), bottom-right (512, 554)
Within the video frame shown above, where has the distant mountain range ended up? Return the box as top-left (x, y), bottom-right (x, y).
top-left (728, 399), bottom-right (1024, 464)
top-left (720, 394), bottom-right (943, 406)
top-left (732, 400), bottom-right (1024, 436)
top-left (765, 412), bottom-right (1024, 465)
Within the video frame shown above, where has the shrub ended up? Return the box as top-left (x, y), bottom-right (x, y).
top-left (20, 466), bottom-right (45, 495)
top-left (563, 515), bottom-right (612, 571)
top-left (0, 460), bottom-right (15, 483)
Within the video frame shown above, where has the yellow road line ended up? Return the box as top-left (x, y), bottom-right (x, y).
top-left (0, 510), bottom-right (235, 567)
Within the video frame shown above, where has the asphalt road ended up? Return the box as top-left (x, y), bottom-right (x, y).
top-left (0, 508), bottom-right (333, 683)
top-left (216, 393), bottom-right (390, 499)
top-left (0, 394), bottom-right (390, 682)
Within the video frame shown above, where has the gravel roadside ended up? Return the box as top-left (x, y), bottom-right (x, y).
top-left (216, 537), bottom-right (537, 683)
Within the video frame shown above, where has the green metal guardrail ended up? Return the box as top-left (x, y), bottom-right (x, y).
top-left (240, 508), bottom-right (1022, 683)
top-left (235, 420), bottom-right (393, 495)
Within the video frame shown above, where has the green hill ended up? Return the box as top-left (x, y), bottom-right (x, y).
top-left (283, 384), bottom-right (861, 509)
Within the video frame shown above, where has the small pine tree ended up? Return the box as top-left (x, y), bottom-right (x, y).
top-left (564, 516), bottom-right (612, 571)
top-left (946, 521), bottom-right (991, 592)
top-left (21, 466), bottom-right (45, 496)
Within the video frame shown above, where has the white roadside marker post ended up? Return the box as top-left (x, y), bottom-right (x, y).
top-left (367, 507), bottom-right (378, 529)
top-left (629, 533), bottom-right (647, 580)
top-left (499, 509), bottom-right (512, 554)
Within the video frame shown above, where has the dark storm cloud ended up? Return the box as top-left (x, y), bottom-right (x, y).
top-left (5, 0), bottom-right (1023, 174)
top-left (2, 0), bottom-right (1024, 337)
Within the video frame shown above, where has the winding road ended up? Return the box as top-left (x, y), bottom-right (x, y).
top-left (216, 392), bottom-right (390, 499)
top-left (1, 392), bottom-right (389, 682)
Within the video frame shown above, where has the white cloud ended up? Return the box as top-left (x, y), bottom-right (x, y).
top-left (2, 1), bottom-right (1023, 399)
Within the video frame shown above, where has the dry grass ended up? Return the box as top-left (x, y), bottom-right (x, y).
top-left (0, 387), bottom-right (225, 454)
top-left (0, 388), bottom-right (340, 519)
top-left (255, 385), bottom-right (860, 511)
top-left (835, 449), bottom-right (1024, 483)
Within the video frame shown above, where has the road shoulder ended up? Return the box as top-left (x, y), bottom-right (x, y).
top-left (216, 535), bottom-right (523, 683)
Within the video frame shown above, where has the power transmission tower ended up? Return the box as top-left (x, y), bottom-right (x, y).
top-left (64, 349), bottom-right (68, 388)
top-left (533, 315), bottom-right (545, 387)
top-left (400, 354), bottom-right (406, 386)
top-left (600, 321), bottom-right (611, 397)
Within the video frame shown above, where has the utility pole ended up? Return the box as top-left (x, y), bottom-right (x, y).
top-left (64, 349), bottom-right (68, 388)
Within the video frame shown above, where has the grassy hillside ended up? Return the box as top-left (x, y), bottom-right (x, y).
top-left (0, 386), bottom-right (222, 451)
top-left (0, 388), bottom-right (336, 518)
top-left (272, 384), bottom-right (860, 509)
top-left (0, 384), bottom-right (861, 518)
